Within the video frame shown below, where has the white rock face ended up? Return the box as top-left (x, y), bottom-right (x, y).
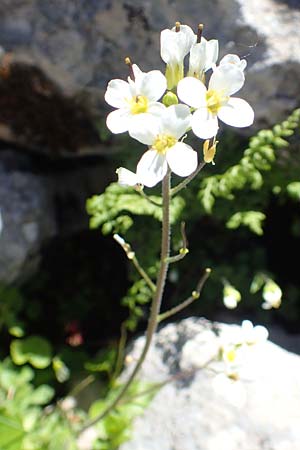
top-left (120, 318), bottom-right (300, 450)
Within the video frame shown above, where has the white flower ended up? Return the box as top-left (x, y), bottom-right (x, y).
top-left (240, 320), bottom-right (269, 345)
top-left (188, 37), bottom-right (219, 80)
top-left (105, 64), bottom-right (167, 134)
top-left (161, 23), bottom-right (196, 89)
top-left (223, 284), bottom-right (241, 309)
top-left (129, 105), bottom-right (198, 187)
top-left (262, 280), bottom-right (282, 309)
top-left (220, 54), bottom-right (247, 71)
top-left (116, 167), bottom-right (141, 187)
top-left (77, 427), bottom-right (98, 450)
top-left (177, 63), bottom-right (254, 139)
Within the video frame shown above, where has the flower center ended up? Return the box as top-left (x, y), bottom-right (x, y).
top-left (153, 134), bottom-right (177, 154)
top-left (206, 89), bottom-right (228, 115)
top-left (129, 95), bottom-right (149, 115)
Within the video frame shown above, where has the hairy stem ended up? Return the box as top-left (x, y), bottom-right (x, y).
top-left (171, 161), bottom-right (206, 197)
top-left (78, 170), bottom-right (171, 434)
top-left (158, 268), bottom-right (211, 323)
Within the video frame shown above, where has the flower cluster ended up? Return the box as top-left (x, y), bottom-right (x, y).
top-left (105, 22), bottom-right (254, 188)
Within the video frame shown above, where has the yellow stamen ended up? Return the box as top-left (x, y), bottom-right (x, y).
top-left (206, 90), bottom-right (228, 115)
top-left (153, 134), bottom-right (177, 154)
top-left (129, 95), bottom-right (149, 114)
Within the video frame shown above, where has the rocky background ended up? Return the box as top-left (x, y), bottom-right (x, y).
top-left (0, 0), bottom-right (299, 283)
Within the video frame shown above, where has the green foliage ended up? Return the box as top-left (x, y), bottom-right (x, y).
top-left (11, 336), bottom-right (53, 369)
top-left (89, 381), bottom-right (157, 450)
top-left (226, 211), bottom-right (266, 235)
top-left (86, 183), bottom-right (185, 235)
top-left (197, 108), bottom-right (300, 217)
top-left (0, 284), bottom-right (25, 337)
top-left (0, 359), bottom-right (76, 450)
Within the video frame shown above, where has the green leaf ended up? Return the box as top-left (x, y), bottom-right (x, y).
top-left (226, 211), bottom-right (266, 235)
top-left (286, 182), bottom-right (300, 201)
top-left (0, 415), bottom-right (25, 450)
top-left (10, 336), bottom-right (53, 369)
top-left (30, 385), bottom-right (54, 405)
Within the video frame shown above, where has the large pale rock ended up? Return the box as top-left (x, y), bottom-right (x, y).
top-left (120, 318), bottom-right (300, 450)
top-left (0, 0), bottom-right (299, 153)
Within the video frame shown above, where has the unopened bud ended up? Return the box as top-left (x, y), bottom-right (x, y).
top-left (162, 91), bottom-right (179, 106)
top-left (203, 139), bottom-right (217, 164)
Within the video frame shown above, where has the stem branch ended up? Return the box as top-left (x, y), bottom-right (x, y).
top-left (158, 268), bottom-right (211, 323)
top-left (78, 171), bottom-right (171, 434)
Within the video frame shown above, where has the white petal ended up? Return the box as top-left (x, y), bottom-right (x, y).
top-left (204, 39), bottom-right (219, 71)
top-left (166, 142), bottom-right (198, 177)
top-left (106, 108), bottom-right (131, 134)
top-left (191, 108), bottom-right (219, 139)
top-left (116, 167), bottom-right (139, 186)
top-left (253, 325), bottom-right (269, 343)
top-left (161, 26), bottom-right (196, 64)
top-left (177, 77), bottom-right (207, 108)
top-left (160, 29), bottom-right (183, 64)
top-left (132, 64), bottom-right (144, 79)
top-left (147, 102), bottom-right (167, 118)
top-left (138, 70), bottom-right (167, 101)
top-left (220, 54), bottom-right (247, 71)
top-left (218, 98), bottom-right (254, 128)
top-left (171, 24), bottom-right (197, 56)
top-left (209, 64), bottom-right (245, 96)
top-left (161, 104), bottom-right (191, 139)
top-left (136, 150), bottom-right (168, 187)
top-left (104, 79), bottom-right (131, 108)
top-left (188, 41), bottom-right (206, 76)
top-left (129, 114), bottom-right (161, 145)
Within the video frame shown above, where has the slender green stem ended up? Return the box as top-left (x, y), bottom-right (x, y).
top-left (138, 189), bottom-right (162, 207)
top-left (113, 234), bottom-right (156, 292)
top-left (111, 321), bottom-right (128, 382)
top-left (158, 268), bottom-right (211, 323)
top-left (78, 170), bottom-right (171, 434)
top-left (171, 161), bottom-right (206, 197)
top-left (132, 256), bottom-right (156, 292)
top-left (165, 221), bottom-right (189, 264)
top-left (67, 375), bottom-right (95, 399)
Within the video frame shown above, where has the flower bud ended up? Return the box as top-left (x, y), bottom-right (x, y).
top-left (223, 285), bottom-right (241, 309)
top-left (162, 91), bottom-right (179, 106)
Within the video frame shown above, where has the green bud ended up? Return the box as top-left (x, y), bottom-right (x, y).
top-left (162, 91), bottom-right (179, 107)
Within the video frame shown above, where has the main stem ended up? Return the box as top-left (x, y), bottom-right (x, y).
top-left (79, 171), bottom-right (171, 433)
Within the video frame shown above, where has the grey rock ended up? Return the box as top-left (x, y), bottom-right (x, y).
top-left (0, 0), bottom-right (299, 154)
top-left (0, 151), bottom-right (55, 283)
top-left (0, 149), bottom-right (113, 283)
top-left (120, 318), bottom-right (300, 450)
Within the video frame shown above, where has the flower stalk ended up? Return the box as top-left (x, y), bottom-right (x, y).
top-left (78, 170), bottom-right (171, 434)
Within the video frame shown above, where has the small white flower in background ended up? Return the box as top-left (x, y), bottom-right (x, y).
top-left (219, 54), bottom-right (247, 71)
top-left (129, 104), bottom-right (198, 187)
top-left (177, 63), bottom-right (254, 139)
top-left (262, 280), bottom-right (282, 309)
top-left (240, 319), bottom-right (269, 345)
top-left (116, 167), bottom-right (141, 187)
top-left (161, 22), bottom-right (196, 90)
top-left (77, 427), bottom-right (98, 450)
top-left (219, 320), bottom-right (268, 379)
top-left (188, 36), bottom-right (219, 80)
top-left (223, 284), bottom-right (241, 309)
top-left (105, 63), bottom-right (166, 134)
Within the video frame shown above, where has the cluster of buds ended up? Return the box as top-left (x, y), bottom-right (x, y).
top-left (105, 22), bottom-right (254, 188)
